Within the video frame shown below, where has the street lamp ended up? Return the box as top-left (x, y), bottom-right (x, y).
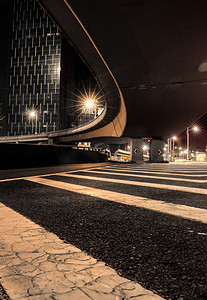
top-left (83, 98), bottom-right (98, 118)
top-left (142, 144), bottom-right (149, 151)
top-left (172, 136), bottom-right (177, 161)
top-left (27, 109), bottom-right (38, 134)
top-left (85, 99), bottom-right (95, 109)
top-left (186, 126), bottom-right (199, 161)
top-left (167, 138), bottom-right (171, 160)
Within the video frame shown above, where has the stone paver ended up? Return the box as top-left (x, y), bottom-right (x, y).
top-left (0, 282), bottom-right (10, 300)
top-left (0, 203), bottom-right (164, 299)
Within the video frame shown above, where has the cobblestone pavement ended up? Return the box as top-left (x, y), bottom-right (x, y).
top-left (0, 203), bottom-right (163, 299)
top-left (0, 284), bottom-right (10, 300)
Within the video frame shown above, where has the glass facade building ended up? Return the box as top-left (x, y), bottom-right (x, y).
top-left (5, 0), bottom-right (105, 137)
top-left (7, 0), bottom-right (61, 135)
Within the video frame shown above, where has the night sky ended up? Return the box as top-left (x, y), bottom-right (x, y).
top-left (178, 113), bottom-right (207, 151)
top-left (0, 0), bottom-right (207, 150)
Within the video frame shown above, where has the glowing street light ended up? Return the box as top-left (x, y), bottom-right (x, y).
top-left (27, 109), bottom-right (38, 134)
top-left (83, 97), bottom-right (99, 119)
top-left (73, 86), bottom-right (106, 125)
top-left (142, 144), bottom-right (149, 151)
top-left (30, 111), bottom-right (36, 118)
top-left (186, 126), bottom-right (199, 161)
top-left (85, 99), bottom-right (95, 109)
top-left (193, 126), bottom-right (199, 132)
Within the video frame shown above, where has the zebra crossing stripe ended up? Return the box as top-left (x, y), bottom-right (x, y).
top-left (24, 176), bottom-right (207, 224)
top-left (105, 166), bottom-right (207, 173)
top-left (102, 167), bottom-right (207, 177)
top-left (0, 167), bottom-right (101, 183)
top-left (105, 163), bottom-right (207, 169)
top-left (0, 204), bottom-right (164, 300)
top-left (54, 173), bottom-right (207, 194)
top-left (84, 170), bottom-right (207, 183)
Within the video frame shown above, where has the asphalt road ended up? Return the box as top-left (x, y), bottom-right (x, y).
top-left (1, 162), bottom-right (207, 300)
top-left (0, 284), bottom-right (9, 300)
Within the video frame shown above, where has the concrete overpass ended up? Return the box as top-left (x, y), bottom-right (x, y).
top-left (1, 0), bottom-right (207, 162)
top-left (37, 0), bottom-right (207, 142)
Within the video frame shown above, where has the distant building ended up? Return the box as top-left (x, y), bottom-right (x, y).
top-left (6, 0), bottom-right (103, 136)
top-left (7, 0), bottom-right (61, 135)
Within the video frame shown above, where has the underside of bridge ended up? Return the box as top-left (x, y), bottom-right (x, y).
top-left (36, 0), bottom-right (126, 144)
top-left (2, 0), bottom-right (207, 145)
top-left (37, 0), bottom-right (207, 142)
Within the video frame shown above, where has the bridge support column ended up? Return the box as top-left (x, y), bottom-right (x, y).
top-left (48, 138), bottom-right (54, 145)
top-left (130, 139), bottom-right (143, 163)
top-left (109, 144), bottom-right (120, 155)
top-left (150, 139), bottom-right (165, 162)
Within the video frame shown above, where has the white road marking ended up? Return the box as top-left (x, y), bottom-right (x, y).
top-left (107, 164), bottom-right (207, 169)
top-left (0, 177), bottom-right (28, 182)
top-left (54, 172), bottom-right (207, 194)
top-left (84, 169), bottom-right (207, 182)
top-left (0, 167), bottom-right (100, 183)
top-left (103, 167), bottom-right (207, 177)
top-left (25, 177), bottom-right (207, 224)
top-left (0, 203), bottom-right (163, 299)
top-left (105, 166), bottom-right (207, 173)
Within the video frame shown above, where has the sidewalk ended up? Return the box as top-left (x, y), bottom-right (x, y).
top-left (0, 203), bottom-right (163, 300)
top-left (0, 283), bottom-right (9, 299)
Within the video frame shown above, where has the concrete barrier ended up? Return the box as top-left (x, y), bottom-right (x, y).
top-left (0, 143), bottom-right (107, 170)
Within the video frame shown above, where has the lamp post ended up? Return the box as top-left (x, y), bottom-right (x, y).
top-left (167, 138), bottom-right (170, 160)
top-left (172, 136), bottom-right (177, 162)
top-left (186, 126), bottom-right (199, 162)
top-left (84, 98), bottom-right (97, 121)
top-left (85, 99), bottom-right (94, 109)
top-left (168, 138), bottom-right (172, 161)
top-left (27, 109), bottom-right (38, 134)
top-left (186, 127), bottom-right (190, 161)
